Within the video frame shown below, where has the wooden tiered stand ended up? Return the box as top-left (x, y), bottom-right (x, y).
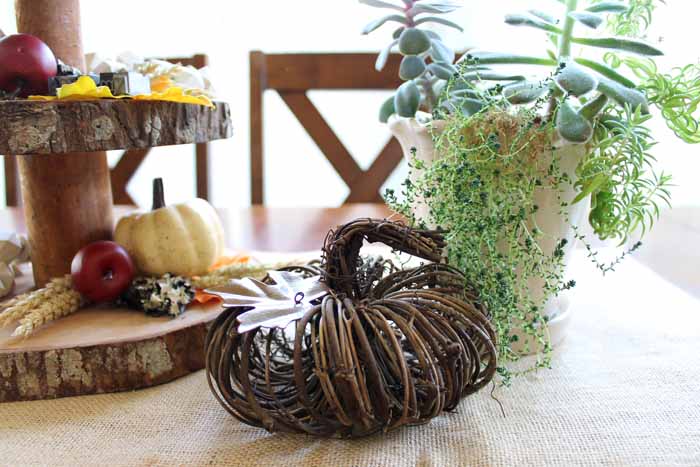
top-left (0, 0), bottom-right (232, 402)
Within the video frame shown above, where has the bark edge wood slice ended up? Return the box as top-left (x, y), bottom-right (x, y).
top-left (0, 318), bottom-right (214, 403)
top-left (0, 100), bottom-right (232, 155)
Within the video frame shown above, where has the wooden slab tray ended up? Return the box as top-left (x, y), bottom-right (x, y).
top-left (0, 262), bottom-right (227, 403)
top-left (0, 251), bottom-right (318, 403)
top-left (0, 302), bottom-right (223, 403)
top-left (0, 99), bottom-right (232, 155)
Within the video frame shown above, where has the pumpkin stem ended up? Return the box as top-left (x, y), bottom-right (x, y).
top-left (152, 178), bottom-right (166, 210)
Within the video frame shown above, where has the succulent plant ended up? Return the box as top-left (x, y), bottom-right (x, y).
top-left (452, 0), bottom-right (664, 143)
top-left (360, 0), bottom-right (464, 122)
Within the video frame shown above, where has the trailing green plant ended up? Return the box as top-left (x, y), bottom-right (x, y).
top-left (380, 0), bottom-right (699, 379)
top-left (387, 106), bottom-right (570, 380)
top-left (360, 0), bottom-right (464, 121)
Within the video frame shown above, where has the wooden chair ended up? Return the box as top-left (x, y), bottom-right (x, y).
top-left (3, 54), bottom-right (211, 206)
top-left (250, 51), bottom-right (404, 205)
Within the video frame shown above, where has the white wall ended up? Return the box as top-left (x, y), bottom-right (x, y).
top-left (0, 0), bottom-right (697, 208)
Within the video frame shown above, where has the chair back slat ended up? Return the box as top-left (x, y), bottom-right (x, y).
top-left (250, 51), bottom-right (404, 205)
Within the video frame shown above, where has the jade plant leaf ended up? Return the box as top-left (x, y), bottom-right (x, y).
top-left (206, 271), bottom-right (329, 333)
top-left (597, 78), bottom-right (649, 113)
top-left (395, 80), bottom-right (421, 117)
top-left (460, 98), bottom-right (484, 116)
top-left (408, 1), bottom-right (461, 15)
top-left (574, 57), bottom-right (637, 88)
top-left (375, 39), bottom-right (398, 71)
top-left (362, 14), bottom-right (407, 35)
top-left (505, 13), bottom-right (563, 34)
top-left (556, 101), bottom-right (593, 143)
top-left (569, 11), bottom-right (603, 29)
top-left (585, 1), bottom-right (628, 14)
top-left (462, 72), bottom-right (526, 82)
top-left (556, 61), bottom-right (598, 96)
top-left (428, 62), bottom-right (456, 80)
top-left (580, 93), bottom-right (609, 120)
top-left (430, 39), bottom-right (455, 63)
top-left (399, 28), bottom-right (432, 55)
top-left (527, 9), bottom-right (557, 25)
top-left (400, 55), bottom-right (427, 80)
top-left (461, 52), bottom-right (557, 67)
top-left (503, 81), bottom-right (548, 104)
top-left (415, 16), bottom-right (464, 32)
top-left (379, 94), bottom-right (396, 122)
top-left (571, 36), bottom-right (663, 56)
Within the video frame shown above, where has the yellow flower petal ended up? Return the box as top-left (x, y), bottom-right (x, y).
top-left (57, 75), bottom-right (116, 99)
top-left (29, 76), bottom-right (213, 107)
top-left (133, 86), bottom-right (214, 107)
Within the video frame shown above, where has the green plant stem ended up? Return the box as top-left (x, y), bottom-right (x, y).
top-left (547, 0), bottom-right (578, 119)
top-left (558, 0), bottom-right (578, 59)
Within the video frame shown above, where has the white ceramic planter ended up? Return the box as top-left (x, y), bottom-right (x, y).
top-left (388, 114), bottom-right (588, 352)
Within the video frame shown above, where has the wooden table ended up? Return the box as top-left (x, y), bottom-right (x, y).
top-left (0, 204), bottom-right (393, 252)
top-left (1, 226), bottom-right (698, 465)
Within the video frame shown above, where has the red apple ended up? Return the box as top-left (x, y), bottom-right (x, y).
top-left (0, 33), bottom-right (57, 97)
top-left (71, 241), bottom-right (135, 303)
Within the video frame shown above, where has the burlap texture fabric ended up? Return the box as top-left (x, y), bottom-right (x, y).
top-left (1, 256), bottom-right (699, 467)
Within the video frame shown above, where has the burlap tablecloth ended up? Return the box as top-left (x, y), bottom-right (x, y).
top-left (1, 254), bottom-right (699, 467)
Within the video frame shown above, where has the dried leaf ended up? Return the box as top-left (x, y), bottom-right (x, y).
top-left (206, 271), bottom-right (328, 333)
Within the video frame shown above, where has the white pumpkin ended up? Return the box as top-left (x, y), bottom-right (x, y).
top-left (115, 179), bottom-right (225, 277)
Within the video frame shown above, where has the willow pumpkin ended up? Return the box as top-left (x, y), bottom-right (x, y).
top-left (115, 178), bottom-right (225, 277)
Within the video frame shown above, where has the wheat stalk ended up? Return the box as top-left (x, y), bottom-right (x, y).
top-left (0, 275), bottom-right (84, 337)
top-left (12, 286), bottom-right (81, 337)
top-left (191, 260), bottom-right (307, 289)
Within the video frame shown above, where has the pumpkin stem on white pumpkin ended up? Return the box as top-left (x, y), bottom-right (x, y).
top-left (152, 178), bottom-right (166, 210)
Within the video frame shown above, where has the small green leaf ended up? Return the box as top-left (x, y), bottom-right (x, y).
top-left (400, 55), bottom-right (427, 80)
top-left (572, 173), bottom-right (608, 204)
top-left (460, 98), bottom-right (484, 116)
top-left (430, 39), bottom-right (455, 63)
top-left (597, 78), bottom-right (649, 113)
top-left (572, 37), bottom-right (664, 56)
top-left (503, 81), bottom-right (548, 104)
top-left (527, 9), bottom-right (557, 25)
top-left (505, 13), bottom-right (563, 34)
top-left (414, 16), bottom-right (464, 32)
top-left (574, 57), bottom-right (637, 88)
top-left (461, 52), bottom-right (557, 67)
top-left (450, 88), bottom-right (481, 99)
top-left (569, 11), bottom-right (603, 29)
top-left (399, 28), bottom-right (432, 55)
top-left (379, 95), bottom-right (396, 123)
top-left (362, 14), bottom-right (407, 35)
top-left (408, 1), bottom-right (461, 15)
top-left (428, 62), bottom-right (456, 80)
top-left (392, 26), bottom-right (405, 39)
top-left (462, 72), bottom-right (526, 81)
top-left (394, 80), bottom-right (421, 117)
top-left (580, 94), bottom-right (609, 120)
top-left (585, 1), bottom-right (628, 13)
top-left (375, 39), bottom-right (398, 71)
top-left (556, 61), bottom-right (598, 96)
top-left (556, 101), bottom-right (593, 143)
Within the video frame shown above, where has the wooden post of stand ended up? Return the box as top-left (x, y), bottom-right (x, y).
top-left (15, 0), bottom-right (114, 286)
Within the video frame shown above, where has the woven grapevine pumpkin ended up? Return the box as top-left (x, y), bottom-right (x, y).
top-left (205, 219), bottom-right (497, 438)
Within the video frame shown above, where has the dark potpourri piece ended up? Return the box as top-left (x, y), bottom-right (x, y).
top-left (121, 273), bottom-right (195, 317)
top-left (205, 218), bottom-right (498, 438)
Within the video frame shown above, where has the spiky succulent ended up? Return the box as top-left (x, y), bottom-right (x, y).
top-left (451, 0), bottom-right (665, 144)
top-left (360, 0), bottom-right (464, 121)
